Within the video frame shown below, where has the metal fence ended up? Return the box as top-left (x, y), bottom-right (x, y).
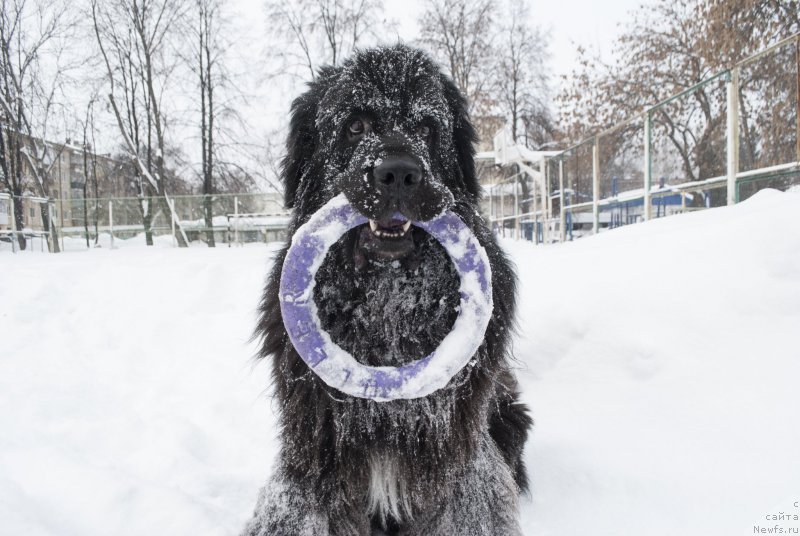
top-left (0, 192), bottom-right (289, 253)
top-left (487, 34), bottom-right (800, 243)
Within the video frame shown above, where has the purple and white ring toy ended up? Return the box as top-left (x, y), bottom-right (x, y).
top-left (279, 193), bottom-right (493, 402)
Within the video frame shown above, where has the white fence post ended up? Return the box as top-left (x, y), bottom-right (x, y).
top-left (532, 165), bottom-right (539, 244)
top-left (171, 198), bottom-right (177, 247)
top-left (558, 159), bottom-right (566, 243)
top-left (9, 194), bottom-right (16, 253)
top-left (592, 139), bottom-right (600, 235)
top-left (234, 196), bottom-right (239, 245)
top-left (726, 67), bottom-right (740, 205)
top-left (489, 183), bottom-right (494, 224)
top-left (500, 179), bottom-right (505, 237)
top-left (109, 200), bottom-right (114, 249)
top-left (514, 174), bottom-right (519, 239)
top-left (48, 200), bottom-right (55, 253)
top-left (543, 157), bottom-right (551, 244)
top-left (643, 112), bottom-right (652, 221)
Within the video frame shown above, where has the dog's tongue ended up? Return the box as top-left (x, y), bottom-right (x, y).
top-left (354, 225), bottom-right (416, 271)
top-left (379, 218), bottom-right (407, 229)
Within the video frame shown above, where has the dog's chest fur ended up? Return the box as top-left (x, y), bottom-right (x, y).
top-left (367, 452), bottom-right (411, 525)
top-left (314, 230), bottom-right (459, 367)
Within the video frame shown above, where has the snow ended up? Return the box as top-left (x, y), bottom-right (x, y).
top-left (1, 189), bottom-right (799, 535)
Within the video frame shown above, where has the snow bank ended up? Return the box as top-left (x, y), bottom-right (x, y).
top-left (0, 245), bottom-right (279, 536)
top-left (509, 188), bottom-right (800, 535)
top-left (0, 189), bottom-right (798, 535)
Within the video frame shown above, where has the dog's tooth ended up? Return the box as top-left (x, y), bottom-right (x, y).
top-left (402, 221), bottom-right (411, 233)
top-left (369, 220), bottom-right (379, 232)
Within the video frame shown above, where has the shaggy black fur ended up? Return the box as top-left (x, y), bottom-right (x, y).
top-left (243, 45), bottom-right (532, 536)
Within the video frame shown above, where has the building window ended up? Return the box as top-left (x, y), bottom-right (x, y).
top-left (30, 207), bottom-right (36, 218)
top-left (54, 189), bottom-right (59, 199)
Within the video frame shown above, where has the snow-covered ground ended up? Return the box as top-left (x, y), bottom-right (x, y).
top-left (1, 189), bottom-right (798, 535)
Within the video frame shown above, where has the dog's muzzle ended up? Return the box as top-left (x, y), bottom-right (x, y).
top-left (371, 154), bottom-right (423, 206)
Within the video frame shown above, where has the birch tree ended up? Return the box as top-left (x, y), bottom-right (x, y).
top-left (92, 0), bottom-right (189, 247)
top-left (266, 0), bottom-right (384, 81)
top-left (0, 0), bottom-right (73, 251)
top-left (493, 0), bottom-right (551, 147)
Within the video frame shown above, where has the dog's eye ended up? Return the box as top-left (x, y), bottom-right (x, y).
top-left (416, 125), bottom-right (431, 139)
top-left (349, 119), bottom-right (365, 136)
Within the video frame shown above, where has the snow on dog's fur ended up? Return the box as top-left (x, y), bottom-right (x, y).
top-left (242, 45), bottom-right (532, 536)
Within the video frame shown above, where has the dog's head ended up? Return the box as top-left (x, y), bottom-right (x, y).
top-left (281, 44), bottom-right (479, 264)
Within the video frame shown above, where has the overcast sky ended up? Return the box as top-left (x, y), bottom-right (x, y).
top-left (232, 0), bottom-right (645, 80)
top-left (383, 0), bottom-right (644, 79)
top-left (224, 0), bottom-right (647, 136)
top-left (194, 0), bottom-right (648, 189)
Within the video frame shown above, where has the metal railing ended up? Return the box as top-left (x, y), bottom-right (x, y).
top-left (487, 34), bottom-right (800, 243)
top-left (0, 191), bottom-right (290, 253)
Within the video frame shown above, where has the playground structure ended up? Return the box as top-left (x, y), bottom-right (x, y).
top-left (484, 34), bottom-right (800, 243)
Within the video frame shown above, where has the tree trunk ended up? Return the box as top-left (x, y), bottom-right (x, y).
top-left (39, 202), bottom-right (60, 253)
top-left (203, 194), bottom-right (215, 246)
top-left (140, 194), bottom-right (154, 246)
top-left (84, 144), bottom-right (92, 248)
top-left (12, 194), bottom-right (26, 250)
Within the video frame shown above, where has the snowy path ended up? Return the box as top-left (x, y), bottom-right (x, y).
top-left (1, 190), bottom-right (799, 535)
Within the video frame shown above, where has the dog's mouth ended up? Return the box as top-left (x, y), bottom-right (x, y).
top-left (368, 218), bottom-right (412, 238)
top-left (354, 217), bottom-right (416, 269)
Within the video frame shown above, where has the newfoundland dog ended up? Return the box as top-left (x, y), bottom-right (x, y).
top-left (243, 44), bottom-right (531, 536)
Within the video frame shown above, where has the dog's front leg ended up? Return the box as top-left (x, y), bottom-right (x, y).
top-left (405, 435), bottom-right (523, 536)
top-left (241, 467), bottom-right (371, 536)
top-left (240, 469), bottom-right (328, 536)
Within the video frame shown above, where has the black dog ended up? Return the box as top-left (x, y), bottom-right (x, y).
top-left (243, 45), bottom-right (531, 536)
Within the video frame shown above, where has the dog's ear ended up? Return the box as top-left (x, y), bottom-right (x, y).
top-left (281, 86), bottom-right (320, 209)
top-left (440, 74), bottom-right (480, 199)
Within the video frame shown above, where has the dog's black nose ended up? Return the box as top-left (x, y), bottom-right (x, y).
top-left (373, 156), bottom-right (422, 198)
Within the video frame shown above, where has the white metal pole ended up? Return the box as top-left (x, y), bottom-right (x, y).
top-left (514, 174), bottom-right (519, 239)
top-left (48, 200), bottom-right (55, 252)
top-left (592, 140), bottom-right (600, 235)
top-left (796, 39), bottom-right (800, 163)
top-left (726, 68), bottom-right (740, 206)
top-left (559, 159), bottom-right (566, 243)
top-left (643, 113), bottom-right (653, 221)
top-left (60, 196), bottom-right (65, 252)
top-left (543, 156), bottom-right (550, 244)
top-left (9, 194), bottom-right (16, 253)
top-left (532, 165), bottom-right (539, 244)
top-left (171, 201), bottom-right (176, 247)
top-left (234, 196), bottom-right (239, 246)
top-left (500, 179), bottom-right (505, 238)
top-left (109, 200), bottom-right (114, 249)
top-left (489, 183), bottom-right (495, 226)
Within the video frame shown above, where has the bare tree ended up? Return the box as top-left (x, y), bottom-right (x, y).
top-left (493, 0), bottom-right (551, 147)
top-left (697, 0), bottom-right (800, 66)
top-left (195, 0), bottom-right (218, 246)
top-left (417, 0), bottom-right (497, 146)
top-left (92, 0), bottom-right (189, 247)
top-left (0, 0), bottom-right (74, 251)
top-left (80, 92), bottom-right (102, 248)
top-left (559, 0), bottom-right (799, 206)
top-left (266, 0), bottom-right (384, 81)
top-left (418, 0), bottom-right (494, 113)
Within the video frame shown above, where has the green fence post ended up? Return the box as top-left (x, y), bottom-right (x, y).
top-left (643, 112), bottom-right (652, 221)
top-left (727, 68), bottom-right (740, 205)
top-left (592, 139), bottom-right (600, 234)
